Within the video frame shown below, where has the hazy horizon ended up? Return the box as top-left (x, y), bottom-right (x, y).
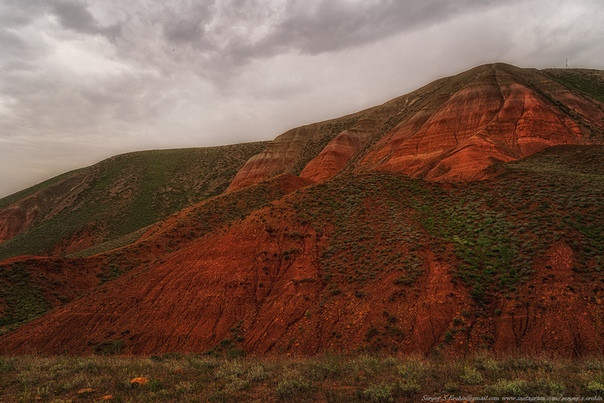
top-left (1, 0), bottom-right (603, 198)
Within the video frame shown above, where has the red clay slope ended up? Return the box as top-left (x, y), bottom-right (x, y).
top-left (230, 64), bottom-right (604, 190)
top-left (2, 149), bottom-right (603, 356)
top-left (0, 192), bottom-right (480, 355)
top-left (225, 115), bottom-right (364, 192)
top-left (358, 67), bottom-right (593, 181)
top-left (1, 64), bottom-right (603, 357)
top-left (0, 174), bottom-right (312, 333)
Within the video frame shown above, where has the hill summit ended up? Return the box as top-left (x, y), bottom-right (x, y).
top-left (228, 63), bottom-right (604, 191)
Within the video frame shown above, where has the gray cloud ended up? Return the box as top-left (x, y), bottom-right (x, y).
top-left (53, 0), bottom-right (123, 40)
top-left (248, 0), bottom-right (501, 56)
top-left (0, 0), bottom-right (45, 27)
top-left (52, 1), bottom-right (101, 34)
top-left (161, 2), bottom-right (215, 46)
top-left (0, 0), bottom-right (603, 197)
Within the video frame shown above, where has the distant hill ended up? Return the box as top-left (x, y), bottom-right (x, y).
top-left (1, 63), bottom-right (603, 356)
top-left (0, 143), bottom-right (267, 260)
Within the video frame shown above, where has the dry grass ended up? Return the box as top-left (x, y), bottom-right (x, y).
top-left (1, 354), bottom-right (603, 402)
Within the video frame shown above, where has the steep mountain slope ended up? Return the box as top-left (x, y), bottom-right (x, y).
top-left (230, 64), bottom-right (604, 190)
top-left (0, 143), bottom-right (266, 260)
top-left (0, 174), bottom-right (310, 332)
top-left (2, 145), bottom-right (603, 356)
top-left (1, 63), bottom-right (603, 357)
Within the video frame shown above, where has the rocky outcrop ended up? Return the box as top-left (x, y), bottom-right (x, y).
top-left (226, 116), bottom-right (363, 192)
top-left (362, 76), bottom-right (585, 181)
top-left (229, 64), bottom-right (604, 190)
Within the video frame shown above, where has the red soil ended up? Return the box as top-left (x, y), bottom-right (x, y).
top-left (230, 64), bottom-right (604, 192)
top-left (0, 202), bottom-right (322, 354)
top-left (0, 255), bottom-right (103, 311)
top-left (2, 196), bottom-right (601, 356)
top-left (0, 204), bottom-right (40, 243)
top-left (361, 75), bottom-right (586, 181)
top-left (226, 125), bottom-right (351, 193)
top-left (493, 242), bottom-right (604, 355)
top-left (300, 117), bottom-right (380, 183)
top-left (300, 129), bottom-right (367, 182)
top-left (52, 226), bottom-right (102, 256)
top-left (1, 64), bottom-right (603, 357)
top-left (0, 174), bottom-right (312, 339)
top-left (409, 253), bottom-right (473, 353)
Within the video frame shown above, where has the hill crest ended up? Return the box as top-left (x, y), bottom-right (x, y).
top-left (228, 63), bottom-right (604, 191)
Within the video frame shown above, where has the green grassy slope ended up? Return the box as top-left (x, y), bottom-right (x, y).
top-left (0, 171), bottom-right (82, 212)
top-left (0, 142), bottom-right (267, 260)
top-left (288, 145), bottom-right (603, 306)
top-left (543, 68), bottom-right (604, 103)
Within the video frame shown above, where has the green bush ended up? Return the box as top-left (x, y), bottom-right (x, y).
top-left (362, 383), bottom-right (393, 402)
top-left (276, 377), bottom-right (312, 400)
top-left (485, 379), bottom-right (529, 396)
top-left (396, 380), bottom-right (421, 396)
top-left (461, 366), bottom-right (483, 385)
top-left (586, 380), bottom-right (604, 394)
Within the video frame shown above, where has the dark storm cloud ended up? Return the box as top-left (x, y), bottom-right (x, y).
top-left (52, 1), bottom-right (101, 34)
top-left (163, 16), bottom-right (206, 44)
top-left (0, 28), bottom-right (33, 68)
top-left (161, 2), bottom-right (216, 46)
top-left (52, 1), bottom-right (122, 39)
top-left (247, 0), bottom-right (505, 57)
top-left (0, 0), bottom-right (120, 39)
top-left (149, 0), bottom-right (511, 66)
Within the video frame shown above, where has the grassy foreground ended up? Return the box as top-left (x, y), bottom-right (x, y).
top-left (1, 354), bottom-right (603, 402)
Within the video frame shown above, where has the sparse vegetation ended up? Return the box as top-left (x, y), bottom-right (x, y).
top-left (291, 117), bottom-right (361, 175)
top-left (0, 354), bottom-right (602, 402)
top-left (0, 263), bottom-right (47, 332)
top-left (1, 145), bottom-right (603, 349)
top-left (0, 163), bottom-right (297, 331)
top-left (290, 146), bottom-right (604, 307)
top-left (0, 142), bottom-right (267, 261)
top-left (544, 69), bottom-right (604, 103)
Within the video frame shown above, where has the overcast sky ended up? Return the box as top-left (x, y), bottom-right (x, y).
top-left (1, 0), bottom-right (603, 197)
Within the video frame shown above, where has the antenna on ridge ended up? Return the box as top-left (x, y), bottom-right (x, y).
top-left (566, 58), bottom-right (568, 68)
